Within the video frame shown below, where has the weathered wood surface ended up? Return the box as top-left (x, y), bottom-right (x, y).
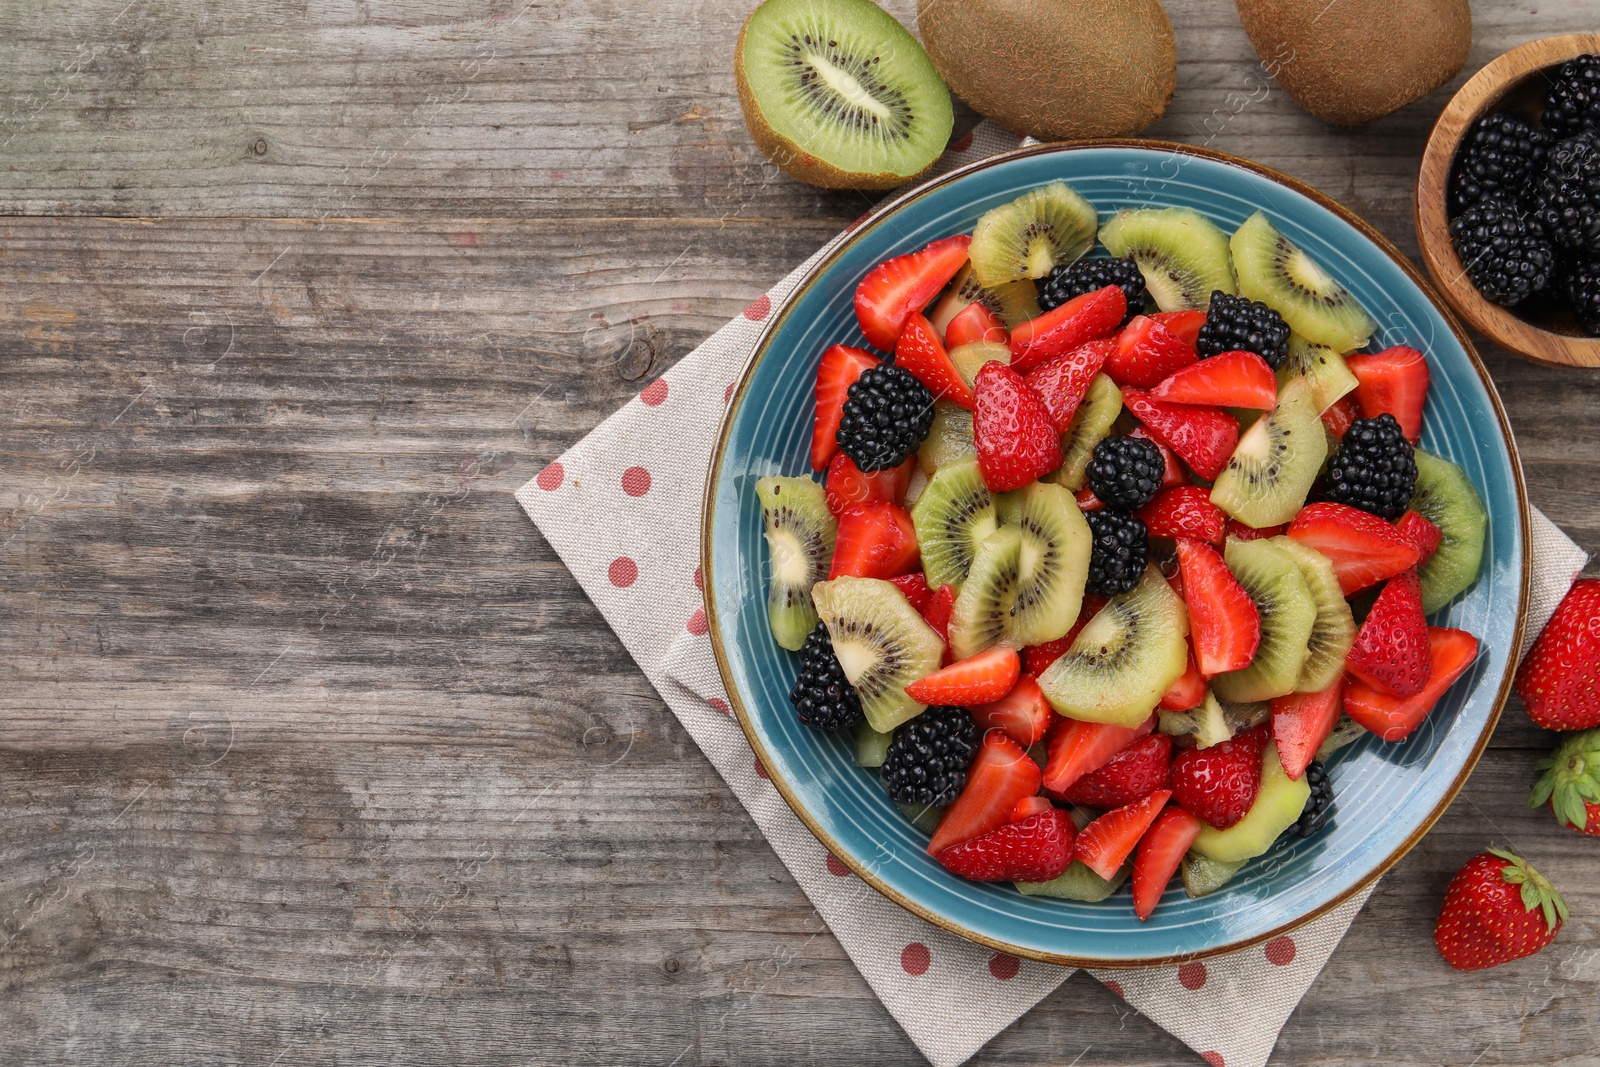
top-left (2, 2), bottom-right (1600, 1065)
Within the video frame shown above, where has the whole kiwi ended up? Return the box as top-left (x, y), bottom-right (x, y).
top-left (1234, 0), bottom-right (1471, 126)
top-left (917, 0), bottom-right (1177, 141)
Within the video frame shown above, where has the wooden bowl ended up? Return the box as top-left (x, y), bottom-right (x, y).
top-left (1416, 34), bottom-right (1600, 369)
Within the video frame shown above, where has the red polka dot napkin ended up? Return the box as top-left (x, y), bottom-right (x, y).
top-left (516, 122), bottom-right (1586, 1067)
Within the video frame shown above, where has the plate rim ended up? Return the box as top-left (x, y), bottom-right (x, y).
top-left (700, 138), bottom-right (1532, 968)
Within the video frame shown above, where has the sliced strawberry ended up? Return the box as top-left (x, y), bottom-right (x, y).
top-left (905, 645), bottom-right (1020, 706)
top-left (945, 301), bottom-right (1008, 349)
top-left (928, 731), bottom-right (1043, 854)
top-left (1152, 309), bottom-right (1206, 348)
top-left (922, 583), bottom-right (956, 640)
top-left (1138, 486), bottom-right (1227, 545)
top-left (1075, 487), bottom-right (1104, 511)
top-left (825, 452), bottom-right (915, 517)
top-left (1176, 539), bottom-right (1261, 676)
top-left (1149, 350), bottom-right (1277, 410)
top-left (1075, 789), bottom-right (1172, 880)
top-left (853, 235), bottom-right (972, 352)
top-left (936, 807), bottom-right (1074, 882)
top-left (810, 345), bottom-right (879, 470)
top-left (1129, 427), bottom-right (1188, 489)
top-left (1344, 627), bottom-right (1480, 741)
top-left (1104, 314), bottom-right (1199, 390)
top-left (1321, 394), bottom-right (1360, 440)
top-left (889, 572), bottom-right (934, 614)
top-left (1287, 502), bottom-right (1422, 595)
top-left (1022, 338), bottom-right (1115, 432)
top-left (970, 675), bottom-right (1052, 746)
top-left (1160, 648), bottom-right (1207, 709)
top-left (1346, 569), bottom-right (1432, 698)
top-left (1121, 389), bottom-right (1239, 481)
top-left (829, 502), bottom-right (920, 580)
top-left (895, 313), bottom-right (975, 408)
top-left (1169, 726), bottom-right (1267, 829)
top-left (1396, 510), bottom-right (1443, 564)
top-left (1271, 679), bottom-right (1344, 781)
top-left (973, 361), bottom-right (1064, 491)
top-left (1060, 732), bottom-right (1172, 809)
top-left (1009, 286), bottom-right (1126, 373)
top-left (1346, 345), bottom-right (1429, 444)
top-left (1041, 714), bottom-right (1155, 795)
top-left (1021, 597), bottom-right (1104, 675)
top-left (1132, 806), bottom-right (1204, 920)
top-left (1226, 519), bottom-right (1287, 542)
top-left (1010, 795), bottom-right (1054, 823)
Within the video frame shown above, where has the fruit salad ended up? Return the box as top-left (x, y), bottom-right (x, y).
top-left (756, 181), bottom-right (1490, 920)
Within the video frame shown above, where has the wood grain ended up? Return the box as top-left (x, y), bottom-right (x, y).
top-left (3, 2), bottom-right (1600, 1065)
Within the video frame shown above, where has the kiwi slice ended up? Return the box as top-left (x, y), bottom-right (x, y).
top-left (929, 263), bottom-right (1043, 332)
top-left (855, 719), bottom-right (892, 768)
top-left (812, 576), bottom-right (946, 733)
top-left (1009, 482), bottom-right (1093, 648)
top-left (1192, 743), bottom-right (1311, 861)
top-left (1211, 377), bottom-right (1327, 529)
top-left (969, 181), bottom-right (1098, 288)
top-left (1016, 858), bottom-right (1132, 902)
top-left (1047, 373), bottom-right (1123, 491)
top-left (1410, 449), bottom-right (1489, 615)
top-left (948, 341), bottom-right (1011, 392)
top-left (1276, 333), bottom-right (1358, 413)
top-left (1159, 692), bottom-right (1269, 748)
top-left (896, 801), bottom-right (944, 834)
top-left (910, 456), bottom-right (998, 591)
top-left (1097, 207), bottom-right (1238, 311)
top-left (1037, 565), bottom-right (1190, 728)
top-left (1230, 212), bottom-right (1376, 353)
top-left (1317, 714), bottom-right (1368, 761)
top-left (757, 476), bottom-right (838, 650)
top-left (916, 401), bottom-right (976, 475)
top-left (1272, 537), bottom-right (1356, 693)
top-left (947, 524), bottom-right (1024, 659)
top-left (1182, 852), bottom-right (1247, 899)
top-left (1212, 539), bottom-right (1317, 703)
top-left (734, 0), bottom-right (953, 190)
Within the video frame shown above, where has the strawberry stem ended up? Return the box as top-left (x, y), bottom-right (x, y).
top-left (1488, 846), bottom-right (1570, 932)
top-left (1529, 728), bottom-right (1600, 832)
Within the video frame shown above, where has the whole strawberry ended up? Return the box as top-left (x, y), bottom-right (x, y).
top-left (972, 360), bottom-right (1064, 492)
top-left (1168, 726), bottom-right (1266, 830)
top-left (935, 806), bottom-right (1075, 882)
top-left (1435, 848), bottom-right (1568, 971)
top-left (1529, 728), bottom-right (1600, 835)
top-left (1516, 578), bottom-right (1600, 730)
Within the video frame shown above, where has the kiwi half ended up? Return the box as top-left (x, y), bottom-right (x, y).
top-left (1009, 482), bottom-right (1092, 647)
top-left (812, 576), bottom-right (946, 732)
top-left (1098, 207), bottom-right (1238, 311)
top-left (757, 476), bottom-right (837, 650)
top-left (1182, 852), bottom-right (1246, 898)
top-left (1410, 449), bottom-right (1488, 615)
top-left (1273, 537), bottom-right (1355, 693)
top-left (969, 181), bottom-right (1098, 288)
top-left (947, 341), bottom-right (1010, 392)
top-left (1016, 858), bottom-right (1132, 902)
top-left (910, 456), bottom-right (997, 591)
top-left (1212, 538), bottom-right (1317, 703)
top-left (1277, 333), bottom-right (1358, 413)
top-left (916, 401), bottom-right (976, 475)
top-left (1037, 565), bottom-right (1190, 728)
top-left (929, 263), bottom-right (1043, 331)
top-left (1211, 377), bottom-right (1327, 529)
top-left (1048, 373), bottom-right (1123, 491)
top-left (735, 0), bottom-right (953, 190)
top-left (947, 524), bottom-right (1024, 659)
top-left (1230, 212), bottom-right (1375, 353)
top-left (1192, 743), bottom-right (1311, 861)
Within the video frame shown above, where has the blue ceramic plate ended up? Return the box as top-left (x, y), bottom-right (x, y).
top-left (703, 142), bottom-right (1529, 966)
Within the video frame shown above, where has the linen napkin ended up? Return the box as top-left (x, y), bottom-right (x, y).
top-left (516, 122), bottom-right (1587, 1067)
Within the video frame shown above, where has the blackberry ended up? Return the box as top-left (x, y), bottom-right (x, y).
top-left (1324, 414), bottom-right (1418, 520)
top-left (880, 706), bottom-right (978, 807)
top-left (1037, 256), bottom-right (1149, 323)
top-left (1564, 257), bottom-right (1600, 336)
top-left (1086, 436), bottom-right (1164, 512)
top-left (1448, 112), bottom-right (1552, 214)
top-left (1543, 54), bottom-right (1600, 138)
top-left (789, 623), bottom-right (863, 732)
top-left (1285, 761), bottom-right (1334, 839)
top-left (1533, 131), bottom-right (1600, 254)
top-left (1084, 509), bottom-right (1148, 597)
top-left (1195, 291), bottom-right (1291, 369)
top-left (1448, 196), bottom-right (1556, 306)
top-left (836, 363), bottom-right (934, 472)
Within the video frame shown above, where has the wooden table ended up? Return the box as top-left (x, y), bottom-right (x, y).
top-left (3, 2), bottom-right (1598, 1063)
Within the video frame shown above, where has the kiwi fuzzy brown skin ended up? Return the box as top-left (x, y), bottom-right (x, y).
top-left (1234, 0), bottom-right (1471, 126)
top-left (918, 0), bottom-right (1177, 141)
